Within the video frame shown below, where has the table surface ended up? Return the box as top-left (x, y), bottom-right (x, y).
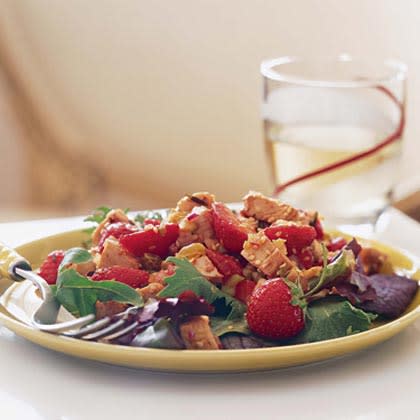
top-left (0, 209), bottom-right (419, 420)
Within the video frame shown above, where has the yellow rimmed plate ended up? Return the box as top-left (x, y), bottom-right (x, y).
top-left (0, 229), bottom-right (419, 373)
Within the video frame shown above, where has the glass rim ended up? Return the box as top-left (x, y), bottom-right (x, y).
top-left (261, 55), bottom-right (407, 88)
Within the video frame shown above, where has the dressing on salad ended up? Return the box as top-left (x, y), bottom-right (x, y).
top-left (37, 192), bottom-right (419, 350)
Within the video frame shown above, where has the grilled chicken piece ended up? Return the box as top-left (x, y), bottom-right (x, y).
top-left (68, 260), bottom-right (96, 276)
top-left (136, 283), bottom-right (165, 301)
top-left (95, 301), bottom-right (127, 319)
top-left (179, 315), bottom-right (221, 350)
top-left (194, 208), bottom-right (219, 249)
top-left (96, 237), bottom-right (139, 269)
top-left (358, 247), bottom-right (387, 275)
top-left (192, 255), bottom-right (223, 284)
top-left (172, 207), bottom-right (219, 251)
top-left (168, 192), bottom-right (215, 223)
top-left (241, 231), bottom-right (295, 277)
top-left (92, 209), bottom-right (133, 245)
top-left (242, 191), bottom-right (299, 224)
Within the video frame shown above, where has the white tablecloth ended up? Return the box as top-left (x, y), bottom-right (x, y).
top-left (0, 209), bottom-right (419, 420)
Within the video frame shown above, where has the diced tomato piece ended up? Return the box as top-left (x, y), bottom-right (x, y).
top-left (211, 203), bottom-right (249, 253)
top-left (264, 224), bottom-right (316, 254)
top-left (119, 224), bottom-right (179, 258)
top-left (206, 249), bottom-right (242, 281)
top-left (91, 266), bottom-right (149, 288)
top-left (327, 237), bottom-right (347, 252)
top-left (234, 279), bottom-right (256, 304)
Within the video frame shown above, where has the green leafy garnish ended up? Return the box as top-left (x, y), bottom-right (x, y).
top-left (55, 269), bottom-right (143, 317)
top-left (134, 211), bottom-right (163, 225)
top-left (58, 247), bottom-right (92, 272)
top-left (84, 206), bottom-right (113, 225)
top-left (158, 257), bottom-right (246, 320)
top-left (210, 317), bottom-right (250, 337)
top-left (83, 206), bottom-right (113, 235)
top-left (305, 248), bottom-right (355, 297)
top-left (291, 297), bottom-right (376, 343)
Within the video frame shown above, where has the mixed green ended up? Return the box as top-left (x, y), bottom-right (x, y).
top-left (38, 192), bottom-right (419, 349)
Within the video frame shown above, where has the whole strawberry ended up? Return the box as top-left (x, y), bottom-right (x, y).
top-left (246, 278), bottom-right (305, 340)
top-left (38, 250), bottom-right (66, 285)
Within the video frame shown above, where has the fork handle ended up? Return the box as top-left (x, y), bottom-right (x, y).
top-left (0, 242), bottom-right (32, 281)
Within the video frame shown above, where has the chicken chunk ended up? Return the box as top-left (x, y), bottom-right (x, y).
top-left (172, 207), bottom-right (218, 251)
top-left (136, 283), bottom-right (165, 301)
top-left (179, 315), bottom-right (221, 349)
top-left (241, 231), bottom-right (295, 277)
top-left (92, 209), bottom-right (133, 246)
top-left (97, 237), bottom-right (139, 269)
top-left (68, 260), bottom-right (96, 276)
top-left (168, 192), bottom-right (215, 223)
top-left (95, 301), bottom-right (127, 319)
top-left (242, 191), bottom-right (299, 224)
top-left (358, 247), bottom-right (387, 275)
top-left (192, 255), bottom-right (223, 284)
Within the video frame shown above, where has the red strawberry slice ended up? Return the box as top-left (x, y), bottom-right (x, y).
top-left (327, 237), bottom-right (347, 252)
top-left (119, 223), bottom-right (179, 258)
top-left (264, 224), bottom-right (316, 255)
top-left (234, 279), bottom-right (256, 304)
top-left (206, 249), bottom-right (242, 281)
top-left (98, 222), bottom-right (138, 251)
top-left (91, 266), bottom-right (149, 288)
top-left (211, 203), bottom-right (249, 253)
top-left (38, 250), bottom-right (65, 285)
top-left (295, 247), bottom-right (316, 269)
top-left (313, 218), bottom-right (324, 240)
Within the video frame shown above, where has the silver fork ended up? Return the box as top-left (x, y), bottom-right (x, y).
top-left (15, 268), bottom-right (140, 341)
top-left (0, 243), bottom-right (139, 341)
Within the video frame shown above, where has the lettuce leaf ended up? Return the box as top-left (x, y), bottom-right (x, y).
top-left (158, 257), bottom-right (246, 320)
top-left (291, 297), bottom-right (376, 343)
top-left (58, 247), bottom-right (92, 272)
top-left (56, 269), bottom-right (143, 317)
top-left (354, 274), bottom-right (418, 318)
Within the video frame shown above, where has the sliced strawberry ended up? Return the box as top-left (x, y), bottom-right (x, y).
top-left (38, 250), bottom-right (65, 285)
top-left (143, 218), bottom-right (161, 226)
top-left (206, 249), bottom-right (242, 281)
top-left (234, 279), bottom-right (256, 304)
top-left (296, 247), bottom-right (315, 269)
top-left (264, 224), bottom-right (316, 255)
top-left (327, 237), bottom-right (347, 252)
top-left (211, 203), bottom-right (249, 253)
top-left (119, 223), bottom-right (179, 258)
top-left (98, 222), bottom-right (138, 251)
top-left (313, 218), bottom-right (324, 240)
top-left (91, 266), bottom-right (149, 288)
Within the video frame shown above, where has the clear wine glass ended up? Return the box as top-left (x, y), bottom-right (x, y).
top-left (261, 55), bottom-right (407, 231)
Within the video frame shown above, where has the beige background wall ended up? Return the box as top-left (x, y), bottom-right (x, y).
top-left (0, 0), bottom-right (419, 213)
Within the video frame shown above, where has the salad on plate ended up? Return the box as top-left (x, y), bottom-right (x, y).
top-left (36, 192), bottom-right (418, 350)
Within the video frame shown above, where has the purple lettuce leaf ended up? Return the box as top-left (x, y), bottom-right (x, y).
top-left (333, 271), bottom-right (377, 305)
top-left (220, 334), bottom-right (268, 349)
top-left (114, 294), bottom-right (214, 345)
top-left (345, 238), bottom-right (362, 258)
top-left (355, 274), bottom-right (418, 318)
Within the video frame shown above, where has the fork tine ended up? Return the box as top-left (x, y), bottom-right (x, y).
top-left (32, 313), bottom-right (95, 333)
top-left (62, 316), bottom-right (112, 338)
top-left (81, 319), bottom-right (126, 340)
top-left (99, 321), bottom-right (139, 342)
